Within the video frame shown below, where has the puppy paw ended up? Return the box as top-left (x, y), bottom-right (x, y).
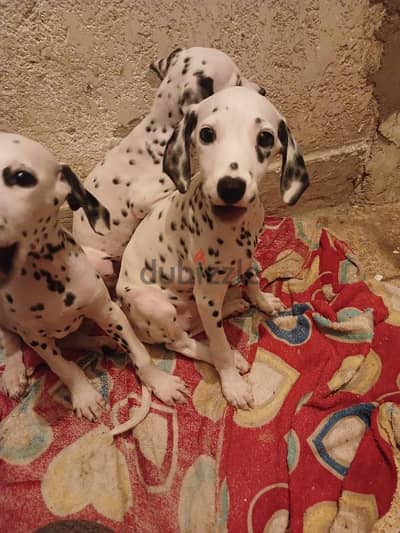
top-left (0, 351), bottom-right (28, 399)
top-left (137, 364), bottom-right (189, 406)
top-left (71, 383), bottom-right (106, 422)
top-left (222, 298), bottom-right (250, 318)
top-left (220, 368), bottom-right (254, 410)
top-left (232, 349), bottom-right (250, 374)
top-left (259, 293), bottom-right (286, 316)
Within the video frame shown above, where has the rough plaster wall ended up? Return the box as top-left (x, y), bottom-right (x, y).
top-left (362, 0), bottom-right (400, 205)
top-left (0, 0), bottom-right (393, 218)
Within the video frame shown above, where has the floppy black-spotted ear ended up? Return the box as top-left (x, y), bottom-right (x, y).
top-left (60, 165), bottom-right (110, 235)
top-left (277, 120), bottom-right (309, 205)
top-left (150, 47), bottom-right (183, 80)
top-left (162, 110), bottom-right (198, 193)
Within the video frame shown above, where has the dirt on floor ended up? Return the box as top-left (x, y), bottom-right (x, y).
top-left (298, 202), bottom-right (400, 286)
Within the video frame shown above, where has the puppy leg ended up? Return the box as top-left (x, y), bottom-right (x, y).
top-left (166, 331), bottom-right (212, 364)
top-left (244, 268), bottom-right (285, 315)
top-left (60, 332), bottom-right (116, 352)
top-left (193, 281), bottom-right (254, 409)
top-left (28, 340), bottom-right (105, 421)
top-left (86, 298), bottom-right (189, 406)
top-left (221, 287), bottom-right (251, 318)
top-left (188, 287), bottom-right (249, 331)
top-left (0, 328), bottom-right (27, 399)
top-left (166, 331), bottom-right (249, 374)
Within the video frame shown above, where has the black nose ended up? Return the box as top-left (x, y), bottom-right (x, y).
top-left (217, 176), bottom-right (246, 204)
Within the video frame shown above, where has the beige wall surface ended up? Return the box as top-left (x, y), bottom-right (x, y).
top-left (0, 0), bottom-right (399, 214)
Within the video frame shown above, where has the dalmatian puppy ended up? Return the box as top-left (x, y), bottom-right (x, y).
top-left (0, 132), bottom-right (188, 420)
top-left (72, 47), bottom-right (266, 273)
top-left (116, 86), bottom-right (309, 409)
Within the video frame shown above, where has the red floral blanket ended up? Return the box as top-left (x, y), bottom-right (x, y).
top-left (1, 216), bottom-right (399, 533)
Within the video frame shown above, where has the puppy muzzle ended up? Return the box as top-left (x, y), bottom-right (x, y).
top-left (0, 241), bottom-right (19, 287)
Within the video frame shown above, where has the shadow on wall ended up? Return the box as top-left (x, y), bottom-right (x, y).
top-left (362, 0), bottom-right (400, 205)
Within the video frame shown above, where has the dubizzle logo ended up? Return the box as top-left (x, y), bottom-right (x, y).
top-left (193, 249), bottom-right (205, 265)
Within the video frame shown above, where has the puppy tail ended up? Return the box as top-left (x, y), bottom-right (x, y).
top-left (110, 384), bottom-right (152, 436)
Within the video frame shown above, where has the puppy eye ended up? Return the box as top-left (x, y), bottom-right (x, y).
top-left (15, 170), bottom-right (38, 188)
top-left (199, 126), bottom-right (216, 144)
top-left (257, 130), bottom-right (274, 148)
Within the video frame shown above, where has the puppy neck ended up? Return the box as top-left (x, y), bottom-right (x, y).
top-left (21, 212), bottom-right (65, 257)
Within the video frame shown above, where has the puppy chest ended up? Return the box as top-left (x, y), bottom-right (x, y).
top-left (0, 278), bottom-right (85, 335)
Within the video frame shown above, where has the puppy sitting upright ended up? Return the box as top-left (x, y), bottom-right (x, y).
top-left (0, 133), bottom-right (187, 420)
top-left (72, 47), bottom-right (265, 273)
top-left (117, 87), bottom-right (309, 409)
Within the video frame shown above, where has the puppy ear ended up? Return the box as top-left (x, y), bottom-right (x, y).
top-left (277, 120), bottom-right (309, 205)
top-left (60, 165), bottom-right (110, 235)
top-left (240, 76), bottom-right (267, 96)
top-left (150, 47), bottom-right (183, 80)
top-left (162, 109), bottom-right (198, 193)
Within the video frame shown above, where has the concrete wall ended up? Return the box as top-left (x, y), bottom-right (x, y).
top-left (0, 0), bottom-right (398, 218)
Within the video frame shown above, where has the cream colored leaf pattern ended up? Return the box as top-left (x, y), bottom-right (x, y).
top-left (41, 426), bottom-right (132, 522)
top-left (132, 412), bottom-right (168, 469)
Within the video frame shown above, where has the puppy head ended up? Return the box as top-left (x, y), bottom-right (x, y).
top-left (0, 132), bottom-right (109, 286)
top-left (151, 47), bottom-right (266, 118)
top-left (163, 86), bottom-right (309, 220)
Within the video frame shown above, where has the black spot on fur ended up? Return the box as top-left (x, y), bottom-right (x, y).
top-left (40, 270), bottom-right (65, 293)
top-left (30, 303), bottom-right (44, 311)
top-left (195, 72), bottom-right (214, 99)
top-left (64, 292), bottom-right (75, 306)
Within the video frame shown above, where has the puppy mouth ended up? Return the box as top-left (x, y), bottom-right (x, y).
top-left (0, 242), bottom-right (19, 287)
top-left (211, 205), bottom-right (248, 222)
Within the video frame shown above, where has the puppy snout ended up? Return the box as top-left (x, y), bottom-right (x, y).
top-left (217, 176), bottom-right (246, 204)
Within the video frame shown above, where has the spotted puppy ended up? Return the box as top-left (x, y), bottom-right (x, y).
top-left (0, 133), bottom-right (188, 420)
top-left (72, 47), bottom-right (265, 272)
top-left (116, 87), bottom-right (309, 409)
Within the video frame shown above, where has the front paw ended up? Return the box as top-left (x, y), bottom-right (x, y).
top-left (233, 349), bottom-right (250, 374)
top-left (71, 383), bottom-right (107, 422)
top-left (220, 368), bottom-right (254, 410)
top-left (222, 298), bottom-right (250, 318)
top-left (137, 364), bottom-right (189, 406)
top-left (259, 293), bottom-right (285, 316)
top-left (0, 351), bottom-right (28, 399)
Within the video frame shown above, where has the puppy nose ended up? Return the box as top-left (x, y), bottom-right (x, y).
top-left (217, 176), bottom-right (246, 204)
